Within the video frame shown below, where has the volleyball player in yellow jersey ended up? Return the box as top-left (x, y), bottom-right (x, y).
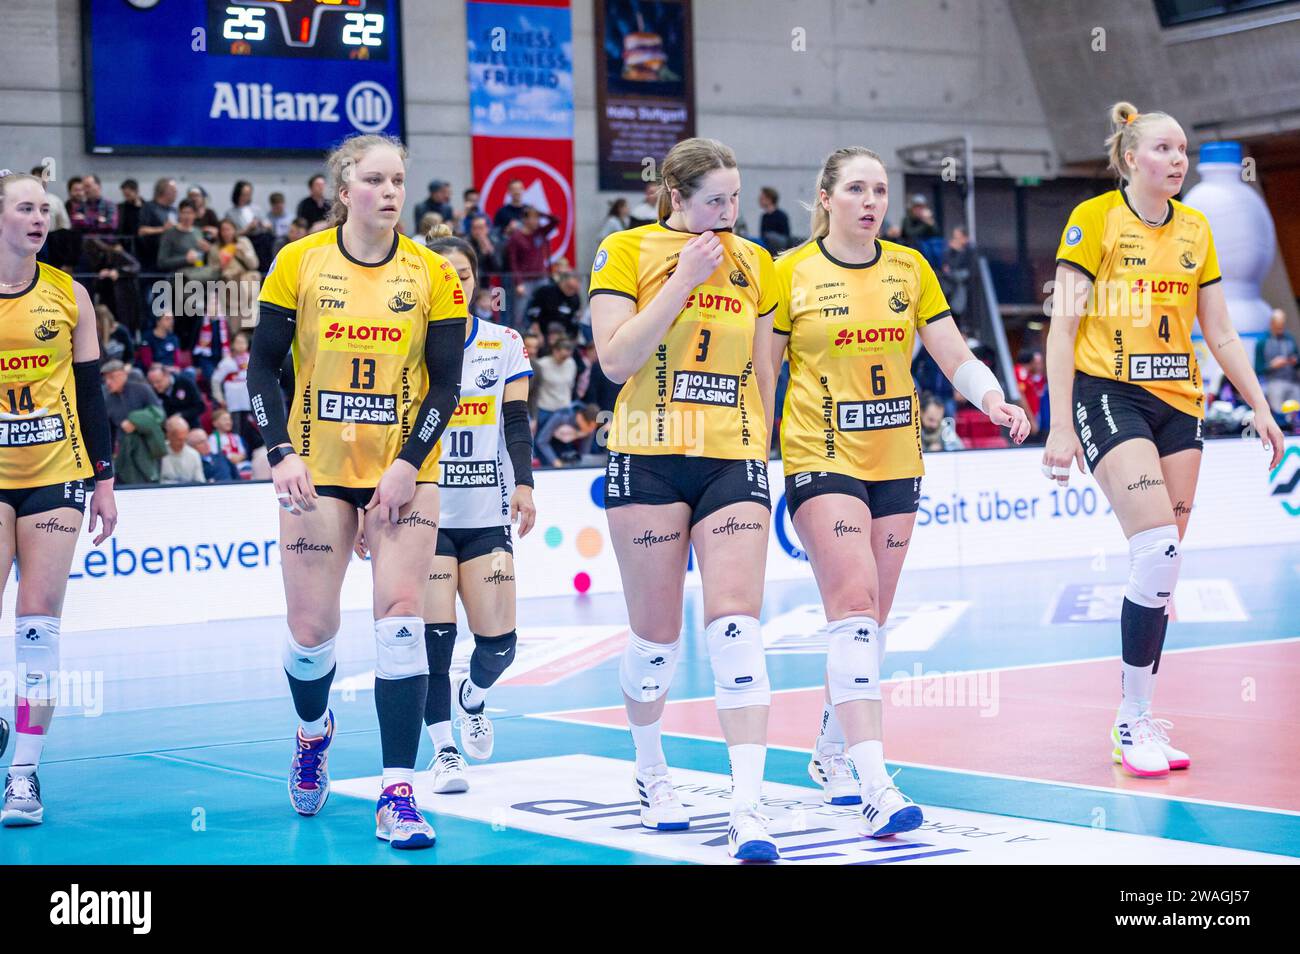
top-left (589, 138), bottom-right (782, 862)
top-left (767, 149), bottom-right (1028, 837)
top-left (0, 171), bottom-right (117, 827)
top-left (1043, 103), bottom-right (1283, 778)
top-left (249, 135), bottom-right (466, 849)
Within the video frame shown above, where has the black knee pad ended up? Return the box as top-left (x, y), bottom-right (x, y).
top-left (470, 630), bottom-right (517, 683)
top-left (424, 622), bottom-right (457, 675)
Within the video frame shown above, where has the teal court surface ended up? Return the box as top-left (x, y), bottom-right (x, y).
top-left (2, 541), bottom-right (1298, 865)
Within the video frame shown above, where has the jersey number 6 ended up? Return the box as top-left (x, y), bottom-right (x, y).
top-left (871, 364), bottom-right (886, 396)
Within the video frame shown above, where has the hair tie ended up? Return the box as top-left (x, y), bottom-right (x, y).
top-left (1124, 113), bottom-right (1140, 126)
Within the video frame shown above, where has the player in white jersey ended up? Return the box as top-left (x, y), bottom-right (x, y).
top-left (420, 232), bottom-right (535, 792)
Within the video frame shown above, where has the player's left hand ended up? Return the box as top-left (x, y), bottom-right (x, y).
top-left (353, 524), bottom-right (369, 560)
top-left (366, 460), bottom-right (418, 525)
top-left (88, 479), bottom-right (118, 546)
top-left (988, 400), bottom-right (1031, 445)
top-left (510, 485), bottom-right (536, 538)
top-left (1250, 404), bottom-right (1285, 470)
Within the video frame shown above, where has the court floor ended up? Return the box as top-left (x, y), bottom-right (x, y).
top-left (2, 541), bottom-right (1297, 865)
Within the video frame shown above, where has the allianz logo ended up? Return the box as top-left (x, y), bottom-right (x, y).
top-left (210, 81), bottom-right (392, 132)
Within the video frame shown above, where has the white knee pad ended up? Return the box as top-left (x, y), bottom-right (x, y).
top-left (374, 616), bottom-right (428, 680)
top-left (826, 616), bottom-right (881, 704)
top-left (1125, 525), bottom-right (1182, 609)
top-left (619, 633), bottom-right (680, 703)
top-left (283, 631), bottom-right (337, 682)
top-left (705, 615), bottom-right (770, 710)
top-left (16, 615), bottom-right (60, 703)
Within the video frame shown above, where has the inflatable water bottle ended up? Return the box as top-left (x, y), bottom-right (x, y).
top-left (1183, 141), bottom-right (1277, 394)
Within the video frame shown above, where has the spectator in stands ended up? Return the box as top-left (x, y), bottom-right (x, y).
top-left (215, 219), bottom-right (260, 334)
top-left (940, 225), bottom-right (973, 325)
top-left (296, 174), bottom-right (330, 227)
top-left (628, 181), bottom-right (658, 228)
top-left (578, 352), bottom-right (620, 418)
top-left (526, 270), bottom-right (583, 338)
top-left (1014, 348), bottom-right (1046, 437)
top-left (96, 304), bottom-right (135, 367)
top-left (102, 359), bottom-right (166, 483)
top-left (537, 402), bottom-right (602, 467)
top-left (533, 336), bottom-right (577, 432)
top-left (413, 179), bottom-right (453, 234)
top-left (913, 346), bottom-right (955, 416)
top-left (597, 199), bottom-right (630, 242)
top-left (417, 211), bottom-right (444, 237)
top-left (147, 363), bottom-right (206, 428)
top-left (467, 214), bottom-right (502, 285)
top-left (83, 236), bottom-right (141, 333)
top-left (117, 179), bottom-right (142, 243)
top-left (277, 217), bottom-right (308, 256)
top-left (160, 415), bottom-right (205, 484)
top-left (1257, 307), bottom-right (1299, 412)
top-left (901, 194), bottom-right (939, 246)
top-left (267, 192), bottom-right (291, 241)
top-left (458, 188), bottom-right (482, 235)
top-left (212, 329), bottom-right (252, 419)
top-left (210, 407), bottom-right (248, 472)
top-left (137, 177), bottom-right (179, 272)
top-left (143, 311), bottom-right (182, 371)
top-left (493, 178), bottom-right (528, 234)
top-left (69, 174), bottom-right (117, 235)
top-left (507, 206), bottom-right (558, 327)
top-left (157, 199), bottom-right (217, 346)
top-left (102, 359), bottom-right (159, 433)
top-left (919, 394), bottom-right (965, 452)
top-left (224, 181), bottom-right (266, 239)
top-left (187, 427), bottom-right (237, 482)
top-left (186, 186), bottom-right (220, 241)
top-left (758, 186), bottom-right (791, 252)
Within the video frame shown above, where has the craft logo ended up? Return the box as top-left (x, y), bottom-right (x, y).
top-left (320, 318), bottom-right (409, 355)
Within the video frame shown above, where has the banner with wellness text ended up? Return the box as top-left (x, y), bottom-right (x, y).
top-left (466, 0), bottom-right (576, 266)
top-left (2, 439), bottom-right (1296, 634)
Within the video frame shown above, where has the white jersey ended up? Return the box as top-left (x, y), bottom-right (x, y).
top-left (438, 318), bottom-right (533, 528)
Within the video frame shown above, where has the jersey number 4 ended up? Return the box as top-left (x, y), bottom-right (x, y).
top-left (350, 358), bottom-right (376, 390)
top-left (5, 386), bottom-right (34, 415)
top-left (1157, 315), bottom-right (1170, 342)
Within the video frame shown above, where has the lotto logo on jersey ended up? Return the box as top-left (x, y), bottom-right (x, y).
top-left (1129, 353), bottom-right (1191, 381)
top-left (671, 371), bottom-right (739, 407)
top-left (319, 318), bottom-right (410, 355)
top-left (829, 324), bottom-right (907, 357)
top-left (837, 398), bottom-right (912, 431)
top-left (0, 348), bottom-right (57, 383)
top-left (452, 396), bottom-right (497, 425)
top-left (683, 286), bottom-right (748, 327)
top-left (440, 460), bottom-right (499, 488)
top-left (318, 390), bottom-right (398, 425)
top-left (1129, 275), bottom-right (1191, 304)
top-left (0, 414), bottom-right (66, 446)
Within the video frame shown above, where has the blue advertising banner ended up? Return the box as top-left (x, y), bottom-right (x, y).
top-left (466, 1), bottom-right (574, 141)
top-left (82, 0), bottom-right (405, 156)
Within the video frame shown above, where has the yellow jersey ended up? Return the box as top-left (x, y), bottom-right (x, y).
top-left (0, 263), bottom-right (93, 489)
top-left (774, 239), bottom-right (951, 481)
top-left (1056, 189), bottom-right (1221, 417)
top-left (259, 227), bottom-right (468, 487)
top-left (589, 222), bottom-right (777, 459)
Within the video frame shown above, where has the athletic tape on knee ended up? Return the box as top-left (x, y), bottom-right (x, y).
top-left (705, 615), bottom-right (770, 709)
top-left (374, 616), bottom-right (429, 680)
top-left (619, 633), bottom-right (680, 703)
top-left (15, 615), bottom-right (60, 703)
top-left (1125, 525), bottom-right (1181, 609)
top-left (470, 631), bottom-right (517, 684)
top-left (424, 622), bottom-right (457, 676)
top-left (283, 631), bottom-right (336, 682)
top-left (826, 616), bottom-right (881, 703)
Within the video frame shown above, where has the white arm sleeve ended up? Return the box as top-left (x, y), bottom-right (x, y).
top-left (952, 359), bottom-right (1004, 414)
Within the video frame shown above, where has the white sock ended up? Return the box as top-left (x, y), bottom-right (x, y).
top-left (462, 677), bottom-right (488, 712)
top-left (426, 720), bottom-right (455, 752)
top-left (728, 743), bottom-right (766, 808)
top-left (382, 768), bottom-right (415, 790)
top-left (817, 701), bottom-right (845, 752)
top-left (300, 712), bottom-right (329, 738)
top-left (1119, 663), bottom-right (1155, 719)
top-left (848, 740), bottom-right (889, 791)
top-left (630, 718), bottom-right (666, 771)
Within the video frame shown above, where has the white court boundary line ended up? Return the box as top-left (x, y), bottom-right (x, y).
top-left (527, 635), bottom-right (1300, 820)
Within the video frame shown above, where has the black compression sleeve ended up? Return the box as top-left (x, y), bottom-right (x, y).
top-left (247, 303), bottom-right (296, 451)
top-left (397, 318), bottom-right (466, 469)
top-left (72, 360), bottom-right (115, 482)
top-left (502, 399), bottom-right (534, 488)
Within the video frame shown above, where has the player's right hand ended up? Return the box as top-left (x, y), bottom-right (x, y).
top-left (272, 451), bottom-right (317, 515)
top-left (676, 231), bottom-right (724, 288)
top-left (1041, 427), bottom-right (1085, 486)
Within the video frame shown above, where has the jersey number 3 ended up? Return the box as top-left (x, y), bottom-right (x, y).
top-left (695, 328), bottom-right (711, 362)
